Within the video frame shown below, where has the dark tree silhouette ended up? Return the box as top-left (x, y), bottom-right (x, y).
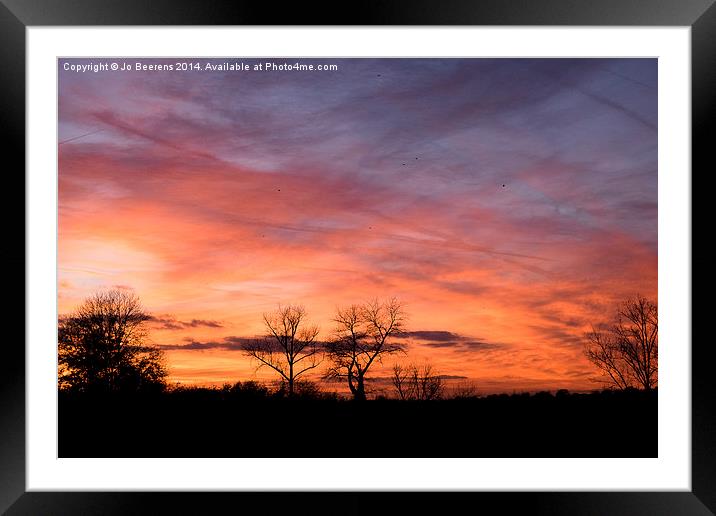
top-left (58, 289), bottom-right (167, 392)
top-left (242, 305), bottom-right (321, 396)
top-left (392, 363), bottom-right (443, 400)
top-left (451, 380), bottom-right (479, 399)
top-left (325, 298), bottom-right (405, 401)
top-left (584, 295), bottom-right (658, 390)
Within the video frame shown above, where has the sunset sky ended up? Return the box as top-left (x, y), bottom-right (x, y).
top-left (58, 58), bottom-right (657, 393)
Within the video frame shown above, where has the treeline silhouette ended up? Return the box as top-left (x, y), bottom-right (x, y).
top-left (57, 289), bottom-right (658, 457)
top-left (59, 384), bottom-right (656, 457)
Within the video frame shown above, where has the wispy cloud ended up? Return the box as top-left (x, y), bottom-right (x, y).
top-left (148, 315), bottom-right (223, 330)
top-left (160, 336), bottom-right (249, 351)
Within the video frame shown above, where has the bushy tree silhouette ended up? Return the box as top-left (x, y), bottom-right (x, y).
top-left (325, 298), bottom-right (405, 401)
top-left (584, 295), bottom-right (658, 390)
top-left (58, 289), bottom-right (167, 392)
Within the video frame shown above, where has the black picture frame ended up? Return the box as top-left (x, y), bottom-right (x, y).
top-left (2, 1), bottom-right (711, 514)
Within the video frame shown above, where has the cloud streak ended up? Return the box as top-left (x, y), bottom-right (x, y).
top-left (148, 315), bottom-right (224, 330)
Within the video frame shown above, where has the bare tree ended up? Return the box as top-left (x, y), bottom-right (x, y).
top-left (584, 296), bottom-right (658, 391)
top-left (242, 305), bottom-right (321, 396)
top-left (58, 289), bottom-right (167, 392)
top-left (392, 363), bottom-right (443, 400)
top-left (392, 363), bottom-right (411, 400)
top-left (325, 298), bottom-right (405, 401)
top-left (451, 380), bottom-right (479, 399)
top-left (584, 325), bottom-right (630, 390)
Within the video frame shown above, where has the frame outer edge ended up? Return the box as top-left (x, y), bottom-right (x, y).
top-left (0, 0), bottom-right (715, 26)
top-left (0, 0), bottom-right (26, 514)
top-left (691, 1), bottom-right (716, 514)
top-left (4, 0), bottom-right (714, 513)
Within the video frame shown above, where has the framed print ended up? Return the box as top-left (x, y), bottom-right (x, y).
top-left (4, 0), bottom-right (713, 514)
